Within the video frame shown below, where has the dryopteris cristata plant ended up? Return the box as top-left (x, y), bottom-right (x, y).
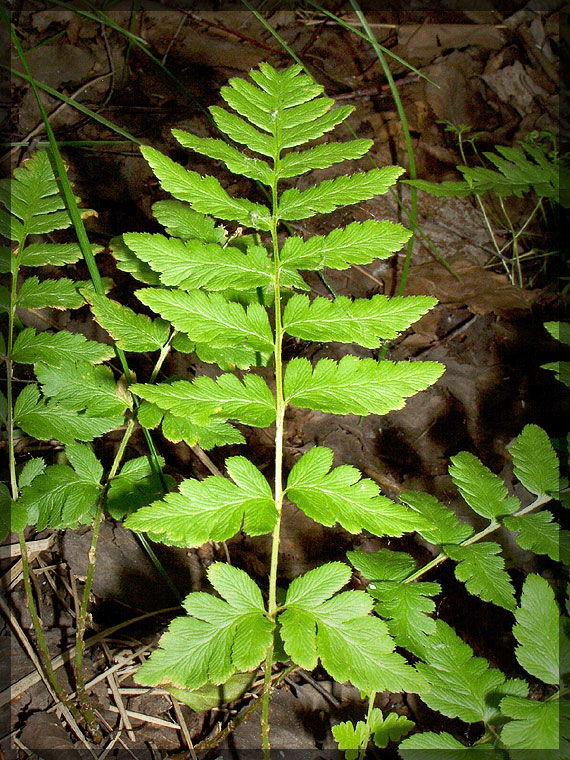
top-left (116, 62), bottom-right (444, 752)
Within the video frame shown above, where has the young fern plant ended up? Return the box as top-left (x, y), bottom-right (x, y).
top-left (0, 151), bottom-right (176, 738)
top-left (404, 126), bottom-right (569, 287)
top-left (335, 423), bottom-right (568, 757)
top-left (119, 63), bottom-right (444, 752)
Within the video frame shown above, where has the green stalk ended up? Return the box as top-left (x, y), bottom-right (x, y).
top-left (1, 65), bottom-right (141, 145)
top-left (74, 416), bottom-right (136, 737)
top-left (261, 133), bottom-right (287, 760)
top-left (241, 0), bottom-right (302, 66)
top-left (4, 249), bottom-right (89, 735)
top-left (349, 1), bottom-right (417, 299)
top-left (359, 690), bottom-right (376, 760)
top-left (18, 534), bottom-right (90, 732)
top-left (404, 492), bottom-right (553, 585)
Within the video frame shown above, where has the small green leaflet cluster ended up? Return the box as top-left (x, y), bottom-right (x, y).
top-left (333, 710), bottom-right (414, 759)
top-left (136, 562), bottom-right (427, 697)
top-left (398, 574), bottom-right (567, 758)
top-left (116, 63), bottom-right (445, 703)
top-left (404, 139), bottom-right (569, 207)
top-left (347, 426), bottom-right (564, 660)
top-left (0, 151), bottom-right (162, 540)
top-left (340, 424), bottom-right (566, 758)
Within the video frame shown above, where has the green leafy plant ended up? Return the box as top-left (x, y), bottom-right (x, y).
top-left (0, 150), bottom-right (179, 739)
top-left (3, 64), bottom-right (566, 758)
top-left (94, 62), bottom-right (445, 754)
top-left (338, 422), bottom-right (567, 758)
top-left (405, 125), bottom-right (569, 288)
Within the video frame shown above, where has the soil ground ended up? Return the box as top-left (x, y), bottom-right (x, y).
top-left (0, 4), bottom-right (567, 759)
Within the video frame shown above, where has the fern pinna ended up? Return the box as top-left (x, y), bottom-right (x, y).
top-left (105, 62), bottom-right (443, 751)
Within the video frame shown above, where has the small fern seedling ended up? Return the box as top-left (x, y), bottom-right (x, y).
top-left (0, 151), bottom-right (176, 738)
top-left (115, 63), bottom-right (445, 753)
top-left (404, 126), bottom-right (569, 287)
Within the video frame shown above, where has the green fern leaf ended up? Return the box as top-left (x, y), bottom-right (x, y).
top-left (210, 107), bottom-right (274, 157)
top-left (541, 359), bottom-right (570, 388)
top-left (281, 220), bottom-right (411, 273)
top-left (19, 242), bottom-right (101, 268)
top-left (138, 401), bottom-right (245, 450)
top-left (403, 179), bottom-right (472, 198)
top-left (284, 356), bottom-right (444, 415)
top-left (123, 233), bottom-right (272, 291)
top-left (11, 328), bottom-right (114, 366)
top-left (136, 563), bottom-right (273, 689)
top-left (499, 696), bottom-right (560, 751)
top-left (399, 732), bottom-right (478, 759)
top-left (416, 620), bottom-right (528, 724)
top-left (544, 320), bottom-right (570, 347)
top-left (35, 360), bottom-right (128, 417)
top-left (444, 542), bottom-right (515, 610)
top-left (399, 491), bottom-right (474, 545)
top-left (151, 200), bottom-right (226, 243)
top-left (65, 442), bottom-right (103, 484)
top-left (172, 130), bottom-right (273, 185)
top-left (279, 105), bottom-right (355, 149)
top-left (503, 511), bottom-right (561, 562)
top-left (18, 458), bottom-right (46, 489)
top-left (107, 455), bottom-right (171, 520)
top-left (0, 151), bottom-right (73, 245)
top-left (370, 581), bottom-right (441, 658)
top-left (111, 235), bottom-right (160, 285)
top-left (280, 563), bottom-right (427, 693)
top-left (278, 140), bottom-right (373, 178)
top-left (1, 485), bottom-right (17, 541)
top-left (278, 168), bottom-right (404, 221)
top-left (513, 574), bottom-right (559, 685)
top-left (347, 548), bottom-right (417, 582)
top-left (14, 384), bottom-right (123, 444)
top-left (137, 288), bottom-right (273, 351)
top-left (161, 412), bottom-right (245, 451)
top-left (332, 720), bottom-right (369, 759)
top-left (195, 341), bottom-right (270, 371)
top-left (131, 374), bottom-right (275, 428)
top-left (141, 145), bottom-right (271, 230)
top-left (124, 456), bottom-right (277, 546)
top-left (86, 292), bottom-right (170, 352)
top-left (449, 451), bottom-right (520, 520)
top-left (19, 460), bottom-right (100, 531)
top-left (369, 709), bottom-right (414, 748)
top-left (283, 294), bottom-right (438, 347)
top-left (250, 63), bottom-right (323, 108)
top-left (286, 447), bottom-right (426, 537)
top-left (16, 276), bottom-right (110, 311)
top-left (509, 424), bottom-right (560, 497)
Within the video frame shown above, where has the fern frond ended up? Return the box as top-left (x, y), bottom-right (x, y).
top-left (281, 220), bottom-right (411, 272)
top-left (123, 233), bottom-right (272, 291)
top-left (283, 294), bottom-right (438, 347)
top-left (284, 356), bottom-right (444, 416)
top-left (137, 288), bottom-right (273, 351)
top-left (140, 146), bottom-right (271, 230)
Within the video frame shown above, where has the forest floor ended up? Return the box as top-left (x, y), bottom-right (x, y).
top-left (1, 3), bottom-right (567, 758)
